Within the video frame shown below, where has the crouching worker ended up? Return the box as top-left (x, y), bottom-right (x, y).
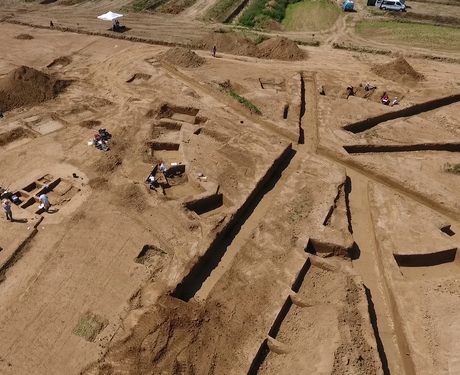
top-left (146, 174), bottom-right (157, 190)
top-left (39, 193), bottom-right (51, 212)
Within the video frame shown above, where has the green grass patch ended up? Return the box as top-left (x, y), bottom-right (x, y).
top-left (205, 0), bottom-right (242, 21)
top-left (444, 162), bottom-right (460, 174)
top-left (227, 89), bottom-right (262, 114)
top-left (239, 0), bottom-right (301, 28)
top-left (355, 20), bottom-right (460, 51)
top-left (130, 0), bottom-right (166, 11)
top-left (282, 0), bottom-right (341, 31)
top-left (72, 312), bottom-right (107, 342)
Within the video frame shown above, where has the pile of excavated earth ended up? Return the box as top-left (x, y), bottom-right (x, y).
top-left (0, 3), bottom-right (460, 375)
top-left (0, 66), bottom-right (69, 112)
top-left (196, 34), bottom-right (306, 60)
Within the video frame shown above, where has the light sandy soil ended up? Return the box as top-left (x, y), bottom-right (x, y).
top-left (0, 1), bottom-right (459, 374)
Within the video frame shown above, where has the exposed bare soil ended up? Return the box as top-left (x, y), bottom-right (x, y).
top-left (0, 2), bottom-right (459, 375)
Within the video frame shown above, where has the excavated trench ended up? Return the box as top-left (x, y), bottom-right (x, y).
top-left (344, 143), bottom-right (460, 154)
top-left (305, 238), bottom-right (354, 258)
top-left (171, 145), bottom-right (295, 301)
top-left (394, 248), bottom-right (457, 267)
top-left (298, 74), bottom-right (306, 144)
top-left (247, 257), bottom-right (312, 374)
top-left (343, 94), bottom-right (460, 134)
top-left (322, 177), bottom-right (353, 234)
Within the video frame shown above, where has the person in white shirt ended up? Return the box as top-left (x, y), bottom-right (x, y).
top-left (39, 193), bottom-right (51, 212)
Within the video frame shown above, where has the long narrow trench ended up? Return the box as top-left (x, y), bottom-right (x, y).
top-left (173, 73), bottom-right (313, 301)
top-left (194, 148), bottom-right (299, 300)
top-left (347, 169), bottom-right (415, 375)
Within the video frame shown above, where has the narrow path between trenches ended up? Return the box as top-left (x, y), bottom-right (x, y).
top-left (347, 169), bottom-right (415, 375)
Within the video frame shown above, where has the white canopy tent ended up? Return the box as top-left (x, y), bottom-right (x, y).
top-left (97, 11), bottom-right (123, 22)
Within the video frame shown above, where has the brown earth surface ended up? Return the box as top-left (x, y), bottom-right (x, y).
top-left (0, 65), bottom-right (70, 112)
top-left (373, 56), bottom-right (425, 82)
top-left (161, 46), bottom-right (206, 68)
top-left (0, 1), bottom-right (459, 375)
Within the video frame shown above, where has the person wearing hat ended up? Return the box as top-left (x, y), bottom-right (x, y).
top-left (2, 199), bottom-right (13, 221)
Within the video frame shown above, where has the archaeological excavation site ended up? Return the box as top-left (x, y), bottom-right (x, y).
top-left (0, 0), bottom-right (459, 374)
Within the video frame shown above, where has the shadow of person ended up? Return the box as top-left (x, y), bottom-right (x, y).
top-left (12, 218), bottom-right (28, 223)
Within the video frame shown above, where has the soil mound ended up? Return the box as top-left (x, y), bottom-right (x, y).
top-left (373, 57), bottom-right (424, 82)
top-left (79, 119), bottom-right (101, 129)
top-left (0, 127), bottom-right (33, 147)
top-left (196, 32), bottom-right (259, 57)
top-left (257, 37), bottom-right (306, 61)
top-left (15, 34), bottom-right (34, 40)
top-left (161, 47), bottom-right (205, 68)
top-left (0, 66), bottom-right (70, 112)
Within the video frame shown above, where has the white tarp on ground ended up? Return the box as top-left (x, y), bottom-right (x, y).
top-left (97, 11), bottom-right (123, 21)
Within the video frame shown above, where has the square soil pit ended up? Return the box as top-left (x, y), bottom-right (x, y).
top-left (31, 119), bottom-right (64, 135)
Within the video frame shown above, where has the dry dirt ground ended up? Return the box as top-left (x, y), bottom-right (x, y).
top-left (0, 1), bottom-right (459, 375)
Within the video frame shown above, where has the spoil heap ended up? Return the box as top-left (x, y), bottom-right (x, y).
top-left (196, 32), bottom-right (259, 57)
top-left (161, 47), bottom-right (205, 68)
top-left (196, 32), bottom-right (306, 61)
top-left (257, 37), bottom-right (306, 61)
top-left (373, 57), bottom-right (424, 82)
top-left (0, 66), bottom-right (70, 112)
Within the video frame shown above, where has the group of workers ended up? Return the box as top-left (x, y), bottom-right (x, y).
top-left (2, 192), bottom-right (51, 222)
top-left (380, 92), bottom-right (399, 106)
top-left (92, 128), bottom-right (112, 151)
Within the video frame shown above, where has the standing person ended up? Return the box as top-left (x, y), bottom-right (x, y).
top-left (212, 45), bottom-right (217, 58)
top-left (2, 199), bottom-right (13, 221)
top-left (39, 193), bottom-right (51, 212)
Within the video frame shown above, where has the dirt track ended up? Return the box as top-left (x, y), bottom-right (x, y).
top-left (0, 1), bottom-right (460, 374)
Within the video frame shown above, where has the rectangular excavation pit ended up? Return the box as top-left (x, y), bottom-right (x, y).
top-left (440, 225), bottom-right (455, 236)
top-left (343, 143), bottom-right (460, 154)
top-left (35, 177), bottom-right (61, 196)
top-left (30, 119), bottom-right (64, 135)
top-left (342, 94), bottom-right (460, 134)
top-left (150, 142), bottom-right (180, 151)
top-left (184, 193), bottom-right (224, 215)
top-left (22, 181), bottom-right (42, 193)
top-left (259, 78), bottom-right (285, 92)
top-left (37, 174), bottom-right (53, 184)
top-left (135, 244), bottom-right (166, 265)
top-left (171, 113), bottom-right (196, 124)
top-left (9, 191), bottom-right (29, 205)
top-left (394, 248), bottom-right (457, 267)
top-left (157, 120), bottom-right (183, 131)
top-left (305, 238), bottom-right (352, 258)
top-left (21, 197), bottom-right (38, 209)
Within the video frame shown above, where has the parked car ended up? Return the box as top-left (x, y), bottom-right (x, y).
top-left (374, 0), bottom-right (405, 7)
top-left (379, 0), bottom-right (406, 10)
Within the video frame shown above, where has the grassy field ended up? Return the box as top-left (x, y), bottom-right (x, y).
top-left (355, 20), bottom-right (460, 51)
top-left (282, 0), bottom-right (341, 31)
